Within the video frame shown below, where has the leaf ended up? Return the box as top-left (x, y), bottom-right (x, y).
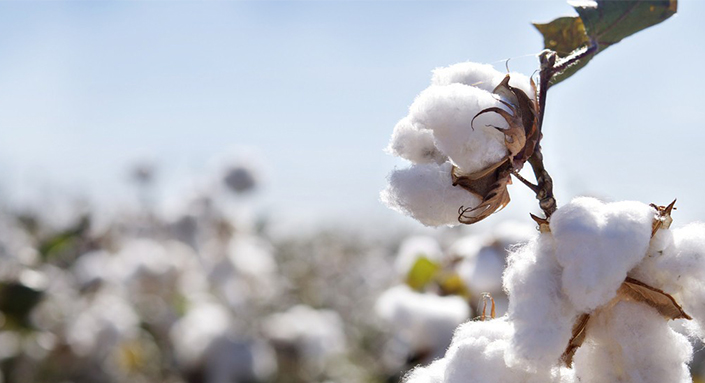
top-left (533, 16), bottom-right (594, 84)
top-left (405, 256), bottom-right (441, 291)
top-left (561, 313), bottom-right (590, 367)
top-left (618, 277), bottom-right (691, 320)
top-left (534, 0), bottom-right (677, 85)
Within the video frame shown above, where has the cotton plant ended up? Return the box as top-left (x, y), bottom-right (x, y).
top-left (380, 2), bottom-right (693, 383)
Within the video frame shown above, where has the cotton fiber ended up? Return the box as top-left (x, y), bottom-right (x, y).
top-left (387, 117), bottom-right (447, 165)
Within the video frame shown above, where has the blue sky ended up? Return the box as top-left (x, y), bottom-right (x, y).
top-left (0, 0), bottom-right (703, 232)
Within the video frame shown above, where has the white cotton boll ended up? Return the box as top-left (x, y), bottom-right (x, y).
top-left (409, 84), bottom-right (509, 174)
top-left (381, 162), bottom-right (481, 227)
top-left (404, 358), bottom-right (447, 383)
top-left (170, 298), bottom-right (231, 368)
top-left (394, 235), bottom-right (443, 276)
top-left (550, 198), bottom-right (654, 312)
top-left (72, 250), bottom-right (117, 289)
top-left (573, 301), bottom-right (692, 383)
top-left (431, 62), bottom-right (502, 92)
top-left (228, 234), bottom-right (277, 279)
top-left (431, 62), bottom-right (535, 100)
top-left (262, 305), bottom-right (346, 372)
top-left (387, 117), bottom-right (447, 164)
top-left (503, 235), bottom-right (579, 371)
top-left (457, 245), bottom-right (505, 294)
top-left (376, 285), bottom-right (469, 360)
top-left (442, 318), bottom-right (559, 383)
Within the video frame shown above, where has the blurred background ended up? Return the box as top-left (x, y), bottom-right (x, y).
top-left (0, 0), bottom-right (703, 382)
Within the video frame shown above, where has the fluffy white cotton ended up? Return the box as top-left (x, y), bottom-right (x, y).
top-left (550, 197), bottom-right (654, 312)
top-left (409, 84), bottom-right (509, 174)
top-left (431, 61), bottom-right (535, 99)
top-left (376, 285), bottom-right (470, 360)
top-left (228, 234), bottom-right (277, 279)
top-left (170, 298), bottom-right (231, 368)
top-left (394, 235), bottom-right (444, 276)
top-left (387, 117), bottom-right (447, 165)
top-left (262, 305), bottom-right (346, 371)
top-left (503, 234), bottom-right (579, 371)
top-left (404, 358), bottom-right (447, 383)
top-left (573, 301), bottom-right (692, 383)
top-left (381, 162), bottom-right (481, 227)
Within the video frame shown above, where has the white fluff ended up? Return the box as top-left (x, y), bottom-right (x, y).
top-left (572, 301), bottom-right (692, 383)
top-left (387, 117), bottom-right (447, 165)
top-left (376, 285), bottom-right (470, 360)
top-left (503, 234), bottom-right (579, 371)
top-left (550, 197), bottom-right (654, 312)
top-left (408, 84), bottom-right (509, 174)
top-left (380, 162), bottom-right (481, 227)
top-left (431, 61), bottom-right (535, 99)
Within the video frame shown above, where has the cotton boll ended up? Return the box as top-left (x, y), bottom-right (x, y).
top-left (394, 236), bottom-right (443, 276)
top-left (376, 285), bottom-right (469, 361)
top-left (228, 234), bottom-right (277, 279)
top-left (550, 198), bottom-right (653, 312)
top-left (573, 301), bottom-right (692, 383)
top-left (409, 84), bottom-right (509, 174)
top-left (404, 358), bottom-right (447, 383)
top-left (387, 117), bottom-right (447, 164)
top-left (170, 298), bottom-right (231, 369)
top-left (442, 318), bottom-right (558, 383)
top-left (381, 162), bottom-right (481, 227)
top-left (457, 245), bottom-right (505, 294)
top-left (431, 62), bottom-right (535, 100)
top-left (504, 235), bottom-right (579, 371)
top-left (262, 305), bottom-right (346, 374)
top-left (204, 338), bottom-right (277, 383)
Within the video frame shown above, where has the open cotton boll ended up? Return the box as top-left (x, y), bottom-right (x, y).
top-left (404, 358), bottom-right (447, 383)
top-left (504, 234), bottom-right (579, 371)
top-left (387, 117), bottom-right (447, 164)
top-left (170, 298), bottom-right (231, 368)
top-left (228, 234), bottom-right (277, 279)
top-left (376, 285), bottom-right (470, 360)
top-left (572, 301), bottom-right (692, 383)
top-left (440, 318), bottom-right (562, 383)
top-left (431, 62), bottom-right (535, 100)
top-left (394, 235), bottom-right (444, 276)
top-left (550, 197), bottom-right (654, 312)
top-left (381, 162), bottom-right (481, 227)
top-left (409, 84), bottom-right (509, 174)
top-left (457, 244), bottom-right (505, 294)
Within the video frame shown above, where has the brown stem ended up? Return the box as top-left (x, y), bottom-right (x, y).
top-left (527, 44), bottom-right (597, 219)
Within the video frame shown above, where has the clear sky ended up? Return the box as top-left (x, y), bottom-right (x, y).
top-left (0, 0), bottom-right (703, 232)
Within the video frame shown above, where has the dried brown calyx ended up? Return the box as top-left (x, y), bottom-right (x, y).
top-left (453, 75), bottom-right (540, 225)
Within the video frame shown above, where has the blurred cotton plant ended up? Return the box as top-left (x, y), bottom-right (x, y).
top-left (378, 2), bottom-right (703, 383)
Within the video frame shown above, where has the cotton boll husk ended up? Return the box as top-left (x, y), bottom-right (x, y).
top-left (550, 198), bottom-right (653, 312)
top-left (408, 84), bottom-right (510, 174)
top-left (394, 235), bottom-right (444, 277)
top-left (430, 62), bottom-right (535, 100)
top-left (387, 117), bottom-right (447, 164)
top-left (376, 285), bottom-right (469, 360)
top-left (503, 234), bottom-right (579, 371)
top-left (572, 300), bottom-right (692, 383)
top-left (381, 162), bottom-right (481, 227)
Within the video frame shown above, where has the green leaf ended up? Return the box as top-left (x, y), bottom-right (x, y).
top-left (534, 0), bottom-right (677, 85)
top-left (405, 256), bottom-right (440, 291)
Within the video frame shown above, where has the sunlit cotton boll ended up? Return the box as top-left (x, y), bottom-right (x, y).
top-left (572, 300), bottom-right (692, 383)
top-left (431, 61), bottom-right (535, 99)
top-left (549, 197), bottom-right (654, 312)
top-left (170, 298), bottom-right (231, 369)
top-left (381, 162), bottom-right (481, 227)
top-left (262, 305), bottom-right (346, 374)
top-left (376, 285), bottom-right (469, 362)
top-left (408, 83), bottom-right (510, 175)
top-left (387, 117), bottom-right (447, 165)
top-left (394, 235), bottom-right (444, 277)
top-left (452, 237), bottom-right (506, 294)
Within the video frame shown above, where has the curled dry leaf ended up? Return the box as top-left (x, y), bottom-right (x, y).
top-left (618, 277), bottom-right (691, 320)
top-left (561, 276), bottom-right (691, 368)
top-left (452, 75), bottom-right (540, 225)
top-left (561, 313), bottom-right (590, 367)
